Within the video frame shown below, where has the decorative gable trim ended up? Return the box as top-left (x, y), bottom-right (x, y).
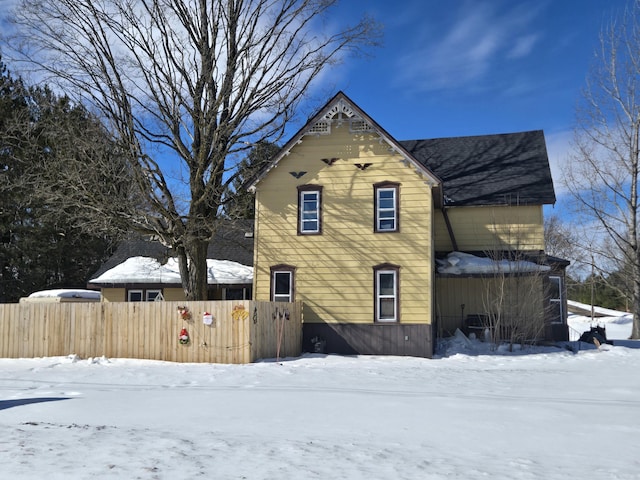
top-left (304, 98), bottom-right (373, 136)
top-left (324, 98), bottom-right (357, 119)
top-left (247, 91), bottom-right (442, 193)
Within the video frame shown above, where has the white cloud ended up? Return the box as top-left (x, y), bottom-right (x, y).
top-left (507, 33), bottom-right (540, 59)
top-left (544, 129), bottom-right (574, 196)
top-left (395, 2), bottom-right (543, 92)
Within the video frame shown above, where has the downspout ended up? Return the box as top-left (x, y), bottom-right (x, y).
top-left (441, 206), bottom-right (459, 251)
top-left (251, 189), bottom-right (259, 301)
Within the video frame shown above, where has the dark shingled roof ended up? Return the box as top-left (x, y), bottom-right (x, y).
top-left (400, 130), bottom-right (556, 206)
top-left (90, 220), bottom-right (254, 279)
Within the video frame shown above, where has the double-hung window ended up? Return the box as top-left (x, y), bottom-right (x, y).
top-left (271, 265), bottom-right (296, 302)
top-left (298, 185), bottom-right (322, 235)
top-left (374, 264), bottom-right (399, 322)
top-left (374, 182), bottom-right (399, 232)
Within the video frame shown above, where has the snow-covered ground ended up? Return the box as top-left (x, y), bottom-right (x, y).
top-left (1, 310), bottom-right (638, 479)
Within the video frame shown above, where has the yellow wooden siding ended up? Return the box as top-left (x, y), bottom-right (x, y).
top-left (163, 288), bottom-right (187, 302)
top-left (101, 288), bottom-right (125, 302)
top-left (254, 125), bottom-right (434, 325)
top-left (100, 287), bottom-right (184, 302)
top-left (434, 205), bottom-right (544, 251)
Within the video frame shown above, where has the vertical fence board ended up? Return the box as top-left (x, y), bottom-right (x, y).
top-left (0, 300), bottom-right (301, 363)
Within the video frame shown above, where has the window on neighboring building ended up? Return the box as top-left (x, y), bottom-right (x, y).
top-left (271, 265), bottom-right (296, 302)
top-left (298, 185), bottom-right (322, 234)
top-left (128, 289), bottom-right (143, 302)
top-left (223, 287), bottom-right (252, 300)
top-left (127, 289), bottom-right (164, 302)
top-left (374, 264), bottom-right (399, 322)
top-left (146, 289), bottom-right (163, 301)
top-left (374, 182), bottom-right (399, 232)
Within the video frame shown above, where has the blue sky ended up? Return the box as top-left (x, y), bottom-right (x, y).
top-left (0, 0), bottom-right (625, 213)
top-left (317, 0), bottom-right (626, 209)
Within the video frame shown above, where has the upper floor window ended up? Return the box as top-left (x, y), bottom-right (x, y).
top-left (374, 182), bottom-right (400, 232)
top-left (271, 265), bottom-right (296, 302)
top-left (298, 185), bottom-right (322, 235)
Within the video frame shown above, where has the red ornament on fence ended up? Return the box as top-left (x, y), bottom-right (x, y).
top-left (179, 328), bottom-right (190, 345)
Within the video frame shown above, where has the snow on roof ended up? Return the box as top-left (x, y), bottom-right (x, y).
top-left (567, 299), bottom-right (630, 318)
top-left (437, 251), bottom-right (551, 275)
top-left (28, 289), bottom-right (101, 300)
top-left (90, 256), bottom-right (253, 285)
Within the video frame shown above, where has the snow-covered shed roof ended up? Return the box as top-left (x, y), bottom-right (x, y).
top-left (89, 257), bottom-right (253, 286)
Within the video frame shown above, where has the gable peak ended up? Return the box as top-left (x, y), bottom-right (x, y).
top-left (323, 98), bottom-right (357, 120)
top-left (305, 96), bottom-right (373, 136)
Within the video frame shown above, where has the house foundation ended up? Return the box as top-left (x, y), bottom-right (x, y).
top-left (302, 323), bottom-right (433, 358)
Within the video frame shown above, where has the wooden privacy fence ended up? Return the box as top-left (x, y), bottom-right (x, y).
top-left (0, 300), bottom-right (302, 364)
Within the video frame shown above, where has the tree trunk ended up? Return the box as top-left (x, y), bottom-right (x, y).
top-left (176, 240), bottom-right (209, 301)
top-left (633, 252), bottom-right (640, 339)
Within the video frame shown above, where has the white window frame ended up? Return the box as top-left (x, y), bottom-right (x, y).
top-left (127, 289), bottom-right (163, 302)
top-left (146, 289), bottom-right (163, 301)
top-left (375, 185), bottom-right (398, 232)
top-left (272, 271), bottom-right (293, 302)
top-left (300, 190), bottom-right (320, 234)
top-left (375, 269), bottom-right (398, 322)
top-left (549, 276), bottom-right (564, 324)
top-left (128, 289), bottom-right (143, 302)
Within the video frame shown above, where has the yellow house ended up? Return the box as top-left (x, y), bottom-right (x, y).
top-left (249, 92), bottom-right (567, 357)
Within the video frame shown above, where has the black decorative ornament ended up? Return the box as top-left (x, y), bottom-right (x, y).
top-left (321, 158), bottom-right (339, 166)
top-left (354, 163), bottom-right (373, 171)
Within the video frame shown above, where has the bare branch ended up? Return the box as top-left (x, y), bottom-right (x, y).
top-left (563, 0), bottom-right (640, 338)
top-left (6, 0), bottom-right (381, 299)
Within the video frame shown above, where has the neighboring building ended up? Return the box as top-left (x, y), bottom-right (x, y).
top-left (88, 221), bottom-right (254, 302)
top-left (248, 91), bottom-right (568, 358)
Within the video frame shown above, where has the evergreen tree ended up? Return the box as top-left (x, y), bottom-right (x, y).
top-left (0, 58), bottom-right (119, 302)
top-left (225, 142), bottom-right (281, 219)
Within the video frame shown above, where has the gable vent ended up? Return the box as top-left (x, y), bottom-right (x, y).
top-left (306, 120), bottom-right (331, 136)
top-left (349, 119), bottom-right (373, 133)
top-left (305, 99), bottom-right (372, 136)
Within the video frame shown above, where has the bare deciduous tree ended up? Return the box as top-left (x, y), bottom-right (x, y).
top-left (563, 0), bottom-right (640, 338)
top-left (7, 0), bottom-right (381, 299)
top-left (544, 214), bottom-right (577, 262)
top-left (482, 219), bottom-right (550, 350)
